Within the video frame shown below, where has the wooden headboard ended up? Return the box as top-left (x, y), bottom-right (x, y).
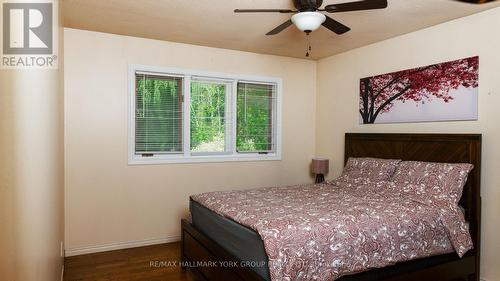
top-left (344, 133), bottom-right (482, 256)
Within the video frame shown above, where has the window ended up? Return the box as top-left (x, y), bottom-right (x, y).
top-left (129, 65), bottom-right (282, 164)
top-left (237, 82), bottom-right (276, 153)
top-left (135, 73), bottom-right (183, 155)
top-left (190, 79), bottom-right (229, 154)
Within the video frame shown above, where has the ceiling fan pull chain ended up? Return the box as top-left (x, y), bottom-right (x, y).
top-left (306, 33), bottom-right (312, 57)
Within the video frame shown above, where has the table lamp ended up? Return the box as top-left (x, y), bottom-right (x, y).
top-left (311, 158), bottom-right (329, 184)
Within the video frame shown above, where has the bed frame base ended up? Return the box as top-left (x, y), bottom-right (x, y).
top-left (181, 219), bottom-right (265, 281)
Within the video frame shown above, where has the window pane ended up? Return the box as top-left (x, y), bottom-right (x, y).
top-left (135, 74), bottom-right (183, 154)
top-left (237, 82), bottom-right (276, 153)
top-left (190, 81), bottom-right (227, 153)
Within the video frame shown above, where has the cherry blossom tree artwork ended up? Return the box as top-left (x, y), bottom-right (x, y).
top-left (359, 56), bottom-right (479, 124)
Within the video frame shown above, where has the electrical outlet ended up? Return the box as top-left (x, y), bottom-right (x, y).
top-left (60, 241), bottom-right (64, 257)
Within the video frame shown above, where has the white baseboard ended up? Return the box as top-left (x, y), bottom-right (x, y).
top-left (64, 236), bottom-right (181, 257)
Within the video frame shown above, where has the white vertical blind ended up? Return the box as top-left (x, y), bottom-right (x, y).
top-left (135, 73), bottom-right (184, 154)
top-left (236, 82), bottom-right (277, 153)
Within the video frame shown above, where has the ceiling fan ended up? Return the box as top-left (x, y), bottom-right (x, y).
top-left (234, 0), bottom-right (388, 36)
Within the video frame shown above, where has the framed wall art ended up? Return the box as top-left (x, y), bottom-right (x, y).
top-left (359, 56), bottom-right (479, 124)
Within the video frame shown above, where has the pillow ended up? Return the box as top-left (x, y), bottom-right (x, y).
top-left (330, 157), bottom-right (401, 186)
top-left (391, 161), bottom-right (473, 206)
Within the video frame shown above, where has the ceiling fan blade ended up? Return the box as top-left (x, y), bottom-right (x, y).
top-left (234, 9), bottom-right (296, 13)
top-left (322, 16), bottom-right (351, 34)
top-left (325, 0), bottom-right (388, 13)
top-left (266, 20), bottom-right (294, 35)
top-left (453, 0), bottom-right (496, 3)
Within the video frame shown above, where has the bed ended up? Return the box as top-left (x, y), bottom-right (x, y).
top-left (181, 133), bottom-right (481, 281)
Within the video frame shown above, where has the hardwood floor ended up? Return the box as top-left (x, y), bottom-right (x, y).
top-left (64, 242), bottom-right (196, 281)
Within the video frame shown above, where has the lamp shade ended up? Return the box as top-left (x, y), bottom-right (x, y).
top-left (311, 158), bottom-right (329, 174)
top-left (291, 12), bottom-right (326, 32)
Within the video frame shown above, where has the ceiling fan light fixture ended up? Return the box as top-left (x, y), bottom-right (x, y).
top-left (291, 12), bottom-right (326, 33)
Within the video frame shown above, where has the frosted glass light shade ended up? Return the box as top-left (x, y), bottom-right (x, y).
top-left (291, 12), bottom-right (326, 32)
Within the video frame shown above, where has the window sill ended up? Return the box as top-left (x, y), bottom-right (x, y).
top-left (128, 153), bottom-right (281, 165)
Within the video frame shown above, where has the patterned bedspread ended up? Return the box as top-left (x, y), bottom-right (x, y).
top-left (191, 182), bottom-right (472, 281)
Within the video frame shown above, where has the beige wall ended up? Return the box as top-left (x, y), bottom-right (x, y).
top-left (0, 1), bottom-right (64, 280)
top-left (64, 28), bottom-right (317, 254)
top-left (316, 7), bottom-right (500, 281)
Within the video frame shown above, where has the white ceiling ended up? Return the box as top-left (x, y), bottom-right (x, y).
top-left (63, 0), bottom-right (500, 60)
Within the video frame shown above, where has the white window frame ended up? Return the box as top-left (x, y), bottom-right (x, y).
top-left (128, 64), bottom-right (282, 165)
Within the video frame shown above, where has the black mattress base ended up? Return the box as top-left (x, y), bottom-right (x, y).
top-left (190, 199), bottom-right (270, 280)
